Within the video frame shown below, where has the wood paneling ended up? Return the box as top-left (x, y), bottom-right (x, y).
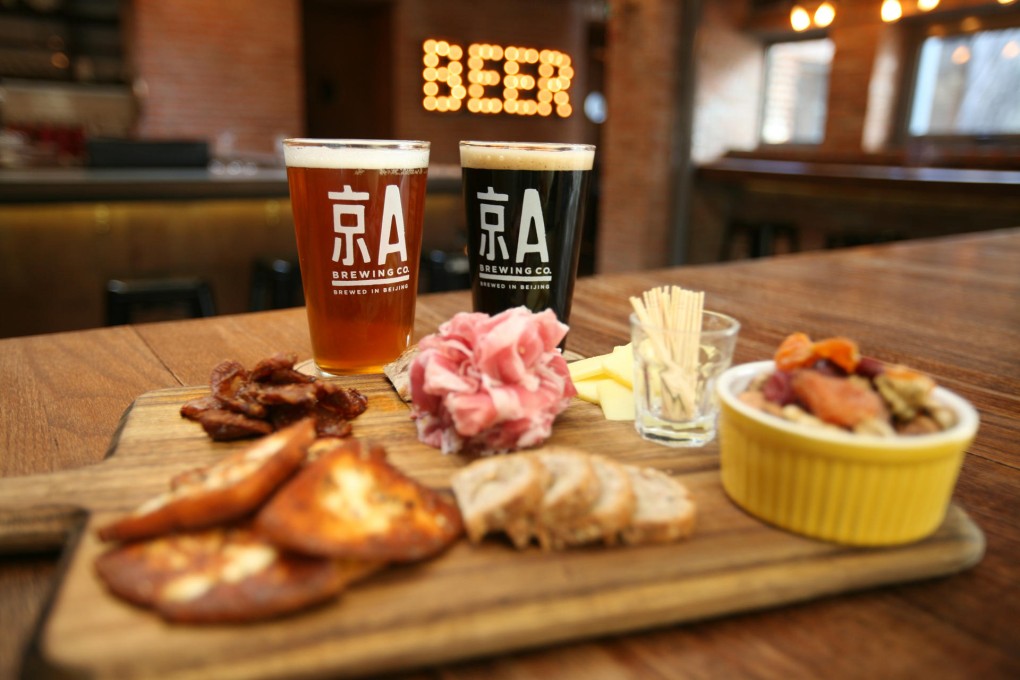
top-left (0, 198), bottom-right (298, 338)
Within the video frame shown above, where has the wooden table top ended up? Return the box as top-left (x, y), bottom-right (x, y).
top-left (697, 156), bottom-right (1020, 195)
top-left (1, 229), bottom-right (1018, 679)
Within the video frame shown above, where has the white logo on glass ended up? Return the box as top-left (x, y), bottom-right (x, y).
top-left (517, 188), bottom-right (550, 263)
top-left (476, 186), bottom-right (552, 284)
top-left (329, 186), bottom-right (371, 265)
top-left (478, 187), bottom-right (510, 261)
top-left (328, 185), bottom-right (412, 289)
top-left (378, 185), bottom-right (408, 265)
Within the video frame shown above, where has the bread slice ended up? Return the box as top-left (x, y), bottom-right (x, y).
top-left (449, 453), bottom-right (697, 551)
top-left (256, 438), bottom-right (464, 562)
top-left (95, 522), bottom-right (382, 623)
top-left (529, 447), bottom-right (601, 550)
top-left (382, 345), bottom-right (418, 402)
top-left (450, 454), bottom-right (549, 548)
top-left (97, 418), bottom-right (315, 543)
top-left (546, 454), bottom-right (636, 549)
top-left (619, 466), bottom-right (696, 545)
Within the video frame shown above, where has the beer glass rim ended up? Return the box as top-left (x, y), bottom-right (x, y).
top-left (459, 140), bottom-right (595, 152)
top-left (284, 138), bottom-right (430, 150)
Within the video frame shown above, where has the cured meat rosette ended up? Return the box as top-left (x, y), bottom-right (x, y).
top-left (409, 307), bottom-right (576, 455)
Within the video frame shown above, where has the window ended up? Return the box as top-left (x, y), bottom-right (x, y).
top-left (760, 38), bottom-right (834, 145)
top-left (909, 26), bottom-right (1020, 137)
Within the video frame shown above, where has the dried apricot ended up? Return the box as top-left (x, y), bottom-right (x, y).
top-left (792, 370), bottom-right (887, 429)
top-left (811, 337), bottom-right (860, 374)
top-left (774, 332), bottom-right (815, 372)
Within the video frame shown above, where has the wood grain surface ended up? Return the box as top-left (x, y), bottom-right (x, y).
top-left (2, 229), bottom-right (1019, 679)
top-left (1, 379), bottom-right (985, 679)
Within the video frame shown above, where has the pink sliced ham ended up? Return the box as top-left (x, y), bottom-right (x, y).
top-left (409, 307), bottom-right (576, 455)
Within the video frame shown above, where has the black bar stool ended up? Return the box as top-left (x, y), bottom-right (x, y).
top-left (423, 250), bottom-right (470, 292)
top-left (249, 258), bottom-right (304, 311)
top-left (720, 220), bottom-right (800, 260)
top-left (825, 230), bottom-right (904, 249)
top-left (105, 277), bottom-right (216, 326)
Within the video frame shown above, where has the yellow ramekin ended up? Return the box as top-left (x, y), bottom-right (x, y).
top-left (716, 361), bottom-right (979, 546)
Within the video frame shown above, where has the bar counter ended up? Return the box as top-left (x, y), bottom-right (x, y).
top-left (1, 229), bottom-right (1018, 678)
top-left (0, 166), bottom-right (463, 203)
top-left (697, 155), bottom-right (1020, 194)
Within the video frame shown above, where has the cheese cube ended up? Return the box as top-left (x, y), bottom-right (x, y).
top-left (602, 344), bottom-right (634, 389)
top-left (572, 378), bottom-right (604, 404)
top-left (568, 355), bottom-right (607, 382)
top-left (597, 380), bottom-right (635, 421)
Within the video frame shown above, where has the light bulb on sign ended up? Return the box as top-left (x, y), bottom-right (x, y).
top-left (881, 0), bottom-right (902, 22)
top-left (814, 2), bottom-right (835, 28)
top-left (420, 39), bottom-right (576, 118)
top-left (917, 0), bottom-right (939, 10)
top-left (790, 5), bottom-right (811, 31)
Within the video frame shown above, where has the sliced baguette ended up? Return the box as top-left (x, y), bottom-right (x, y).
top-left (450, 454), bottom-right (548, 548)
top-left (529, 447), bottom-right (601, 550)
top-left (546, 454), bottom-right (636, 549)
top-left (619, 465), bottom-right (696, 545)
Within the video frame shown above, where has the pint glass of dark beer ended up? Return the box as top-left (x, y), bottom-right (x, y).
top-left (459, 141), bottom-right (595, 327)
top-left (283, 139), bottom-right (430, 375)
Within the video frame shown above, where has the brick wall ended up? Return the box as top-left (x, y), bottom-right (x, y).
top-left (597, 0), bottom-right (682, 273)
top-left (393, 0), bottom-right (595, 165)
top-left (120, 0), bottom-right (1012, 278)
top-left (824, 1), bottom-right (884, 152)
top-left (128, 0), bottom-right (304, 157)
top-left (692, 0), bottom-right (761, 163)
top-left (126, 0), bottom-right (594, 164)
top-left (705, 0), bottom-right (1012, 158)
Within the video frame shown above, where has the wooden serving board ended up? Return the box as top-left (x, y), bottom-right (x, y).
top-left (0, 375), bottom-right (985, 679)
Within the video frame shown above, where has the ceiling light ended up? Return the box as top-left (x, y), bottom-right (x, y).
top-left (814, 2), bottom-right (836, 28)
top-left (881, 0), bottom-right (902, 22)
top-left (791, 5), bottom-right (811, 31)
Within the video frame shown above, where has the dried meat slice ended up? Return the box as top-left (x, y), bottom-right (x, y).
top-left (311, 407), bottom-right (355, 439)
top-left (249, 352), bottom-right (313, 384)
top-left (97, 418), bottom-right (316, 542)
top-left (193, 409), bottom-right (274, 441)
top-left (210, 359), bottom-right (266, 418)
top-left (315, 380), bottom-right (369, 419)
top-left (180, 394), bottom-right (227, 421)
top-left (184, 355), bottom-right (368, 442)
top-left (257, 439), bottom-right (463, 562)
top-left (94, 523), bottom-right (381, 623)
top-left (249, 382), bottom-right (320, 407)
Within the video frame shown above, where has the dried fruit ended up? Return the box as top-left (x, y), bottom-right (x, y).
top-left (762, 370), bottom-right (796, 405)
top-left (791, 371), bottom-right (887, 429)
top-left (811, 337), bottom-right (860, 374)
top-left (774, 333), bottom-right (860, 374)
top-left (774, 332), bottom-right (816, 372)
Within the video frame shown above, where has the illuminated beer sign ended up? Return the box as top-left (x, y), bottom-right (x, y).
top-left (422, 39), bottom-right (575, 118)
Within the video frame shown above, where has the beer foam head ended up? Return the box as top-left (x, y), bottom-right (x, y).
top-left (460, 142), bottom-right (595, 172)
top-left (284, 139), bottom-right (430, 170)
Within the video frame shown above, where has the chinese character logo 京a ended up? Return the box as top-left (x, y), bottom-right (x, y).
top-left (328, 185), bottom-right (411, 292)
top-left (476, 186), bottom-right (552, 285)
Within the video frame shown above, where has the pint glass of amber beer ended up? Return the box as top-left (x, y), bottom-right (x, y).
top-left (459, 141), bottom-right (595, 327)
top-left (283, 139), bottom-right (429, 375)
